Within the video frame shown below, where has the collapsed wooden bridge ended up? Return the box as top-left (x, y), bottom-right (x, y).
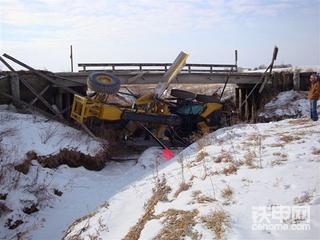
top-left (0, 53), bottom-right (309, 124)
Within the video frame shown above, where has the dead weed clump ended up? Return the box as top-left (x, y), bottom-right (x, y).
top-left (271, 152), bottom-right (288, 166)
top-left (279, 134), bottom-right (301, 143)
top-left (5, 218), bottom-right (24, 230)
top-left (221, 186), bottom-right (233, 201)
top-left (201, 209), bottom-right (231, 240)
top-left (174, 182), bottom-right (191, 198)
top-left (153, 209), bottom-right (199, 240)
top-left (123, 178), bottom-right (171, 240)
top-left (0, 202), bottom-right (12, 215)
top-left (214, 151), bottom-right (233, 163)
top-left (223, 164), bottom-right (237, 175)
top-left (294, 191), bottom-right (313, 205)
top-left (312, 148), bottom-right (320, 155)
top-left (37, 146), bottom-right (109, 171)
top-left (14, 151), bottom-right (38, 174)
top-left (196, 151), bottom-right (209, 162)
top-left (190, 190), bottom-right (216, 204)
top-left (244, 151), bottom-right (257, 168)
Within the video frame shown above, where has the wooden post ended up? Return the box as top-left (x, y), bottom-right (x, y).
top-left (70, 45), bottom-right (74, 72)
top-left (244, 88), bottom-right (250, 121)
top-left (10, 73), bottom-right (20, 107)
top-left (272, 72), bottom-right (278, 90)
top-left (251, 95), bottom-right (257, 123)
top-left (55, 88), bottom-right (63, 111)
top-left (239, 88), bottom-right (245, 120)
top-left (293, 71), bottom-right (300, 91)
top-left (235, 49), bottom-right (238, 71)
top-left (235, 88), bottom-right (239, 106)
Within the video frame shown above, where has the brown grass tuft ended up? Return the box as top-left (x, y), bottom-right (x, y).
top-left (223, 164), bottom-right (237, 175)
top-left (153, 209), bottom-right (199, 240)
top-left (174, 182), bottom-right (191, 198)
top-left (196, 151), bottom-right (209, 162)
top-left (201, 209), bottom-right (231, 240)
top-left (123, 178), bottom-right (171, 240)
top-left (272, 152), bottom-right (288, 158)
top-left (269, 143), bottom-right (285, 148)
top-left (294, 192), bottom-right (312, 205)
top-left (221, 186), bottom-right (233, 200)
top-left (0, 202), bottom-right (12, 215)
top-left (312, 148), bottom-right (320, 155)
top-left (214, 151), bottom-right (233, 163)
top-left (191, 191), bottom-right (216, 204)
top-left (279, 134), bottom-right (301, 143)
top-left (244, 151), bottom-right (256, 168)
top-left (14, 151), bottom-right (38, 174)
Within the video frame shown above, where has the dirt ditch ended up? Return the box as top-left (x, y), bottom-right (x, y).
top-left (15, 147), bottom-right (110, 174)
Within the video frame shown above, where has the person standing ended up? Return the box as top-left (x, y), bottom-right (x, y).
top-left (308, 73), bottom-right (320, 121)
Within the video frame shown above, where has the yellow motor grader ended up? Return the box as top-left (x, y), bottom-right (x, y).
top-left (70, 52), bottom-right (223, 147)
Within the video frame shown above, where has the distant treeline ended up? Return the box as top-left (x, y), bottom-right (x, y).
top-left (250, 64), bottom-right (292, 71)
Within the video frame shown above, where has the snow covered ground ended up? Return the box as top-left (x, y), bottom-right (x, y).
top-left (64, 118), bottom-right (320, 240)
top-left (0, 106), bottom-right (171, 239)
top-left (259, 90), bottom-right (320, 121)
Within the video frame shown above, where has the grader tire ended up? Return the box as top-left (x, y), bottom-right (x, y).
top-left (87, 72), bottom-right (121, 94)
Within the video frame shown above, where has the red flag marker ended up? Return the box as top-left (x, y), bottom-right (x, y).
top-left (163, 147), bottom-right (174, 160)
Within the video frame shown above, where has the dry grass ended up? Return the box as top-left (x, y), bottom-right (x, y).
top-left (294, 192), bottom-right (312, 205)
top-left (312, 148), bottom-right (320, 155)
top-left (244, 151), bottom-right (257, 168)
top-left (288, 119), bottom-right (309, 125)
top-left (153, 209), bottom-right (199, 240)
top-left (0, 202), bottom-right (12, 215)
top-left (214, 151), bottom-right (233, 163)
top-left (269, 143), bottom-right (285, 148)
top-left (221, 186), bottom-right (233, 201)
top-left (123, 178), bottom-right (171, 240)
top-left (246, 133), bottom-right (259, 142)
top-left (0, 128), bottom-right (16, 139)
top-left (223, 164), bottom-right (237, 175)
top-left (279, 134), bottom-right (301, 143)
top-left (64, 202), bottom-right (109, 240)
top-left (272, 152), bottom-right (288, 158)
top-left (14, 151), bottom-right (38, 175)
top-left (196, 151), bottom-right (209, 162)
top-left (191, 191), bottom-right (216, 204)
top-left (201, 209), bottom-right (231, 240)
top-left (174, 182), bottom-right (191, 198)
top-left (271, 152), bottom-right (288, 166)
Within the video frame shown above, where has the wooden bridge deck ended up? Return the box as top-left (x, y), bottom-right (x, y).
top-left (56, 71), bottom-right (264, 87)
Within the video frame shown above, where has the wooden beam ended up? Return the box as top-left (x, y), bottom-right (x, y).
top-left (3, 53), bottom-right (80, 95)
top-left (29, 85), bottom-right (50, 105)
top-left (19, 77), bottom-right (64, 120)
top-left (0, 91), bottom-right (66, 123)
top-left (9, 73), bottom-right (20, 107)
top-left (127, 71), bottom-right (148, 84)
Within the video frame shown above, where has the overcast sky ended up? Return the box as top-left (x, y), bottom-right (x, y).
top-left (0, 0), bottom-right (319, 71)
